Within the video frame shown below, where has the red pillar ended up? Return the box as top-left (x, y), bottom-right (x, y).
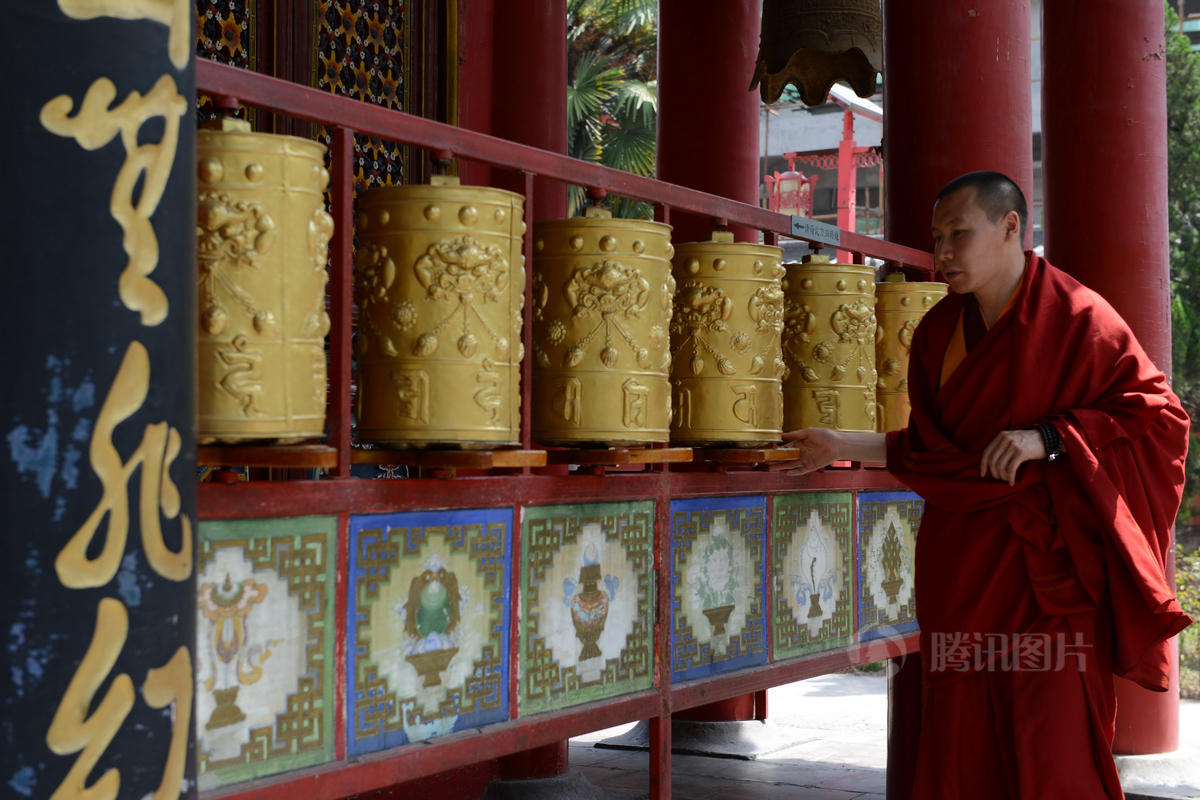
top-left (657, 0), bottom-right (762, 244)
top-left (657, 0), bottom-right (762, 725)
top-left (1042, 0), bottom-right (1177, 754)
top-left (490, 0), bottom-right (568, 222)
top-left (837, 108), bottom-right (859, 261)
top-left (489, 0), bottom-right (571, 781)
top-left (456, 0), bottom-right (495, 188)
top-left (883, 2), bottom-right (1032, 796)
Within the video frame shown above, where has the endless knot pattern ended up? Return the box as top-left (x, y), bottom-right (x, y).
top-left (348, 508), bottom-right (511, 755)
top-left (670, 497), bottom-right (768, 681)
top-left (857, 492), bottom-right (924, 642)
top-left (196, 516), bottom-right (336, 785)
top-left (521, 502), bottom-right (654, 715)
top-left (772, 493), bottom-right (854, 660)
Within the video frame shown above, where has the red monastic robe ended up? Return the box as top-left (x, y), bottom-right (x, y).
top-left (886, 255), bottom-right (1192, 799)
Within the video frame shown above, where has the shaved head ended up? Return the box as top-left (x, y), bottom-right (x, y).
top-left (936, 171), bottom-right (1028, 239)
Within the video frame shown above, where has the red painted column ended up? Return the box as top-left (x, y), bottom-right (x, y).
top-left (657, 0), bottom-right (762, 244)
top-left (883, 2), bottom-right (1032, 797)
top-left (658, 0), bottom-right (762, 725)
top-left (455, 0), bottom-right (495, 188)
top-left (489, 0), bottom-right (571, 782)
top-left (837, 108), bottom-right (859, 262)
top-left (490, 0), bottom-right (568, 222)
top-left (1042, 0), bottom-right (1177, 754)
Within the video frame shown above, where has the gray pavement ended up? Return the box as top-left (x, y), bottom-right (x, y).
top-left (568, 671), bottom-right (1200, 800)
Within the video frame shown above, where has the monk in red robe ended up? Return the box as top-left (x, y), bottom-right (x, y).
top-left (785, 171), bottom-right (1191, 799)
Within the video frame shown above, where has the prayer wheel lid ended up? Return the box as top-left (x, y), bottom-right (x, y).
top-left (801, 253), bottom-right (834, 264)
top-left (583, 205), bottom-right (613, 219)
top-left (429, 175), bottom-right (461, 187)
top-left (709, 230), bottom-right (735, 243)
top-left (885, 272), bottom-right (906, 283)
top-left (200, 116), bottom-right (252, 132)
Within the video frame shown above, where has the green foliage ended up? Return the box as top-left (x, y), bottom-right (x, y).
top-left (1167, 4), bottom-right (1200, 514)
top-left (1178, 544), bottom-right (1200, 698)
top-left (567, 0), bottom-right (657, 218)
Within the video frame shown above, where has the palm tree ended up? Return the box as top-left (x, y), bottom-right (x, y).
top-left (567, 0), bottom-right (658, 218)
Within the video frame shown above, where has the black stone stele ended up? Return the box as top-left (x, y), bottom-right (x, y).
top-left (2, 5), bottom-right (197, 798)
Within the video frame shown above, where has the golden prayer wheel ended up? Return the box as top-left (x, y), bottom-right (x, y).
top-left (531, 209), bottom-right (674, 445)
top-left (750, 0), bottom-right (883, 106)
top-left (196, 118), bottom-right (333, 444)
top-left (875, 276), bottom-right (947, 432)
top-left (354, 176), bottom-right (525, 447)
top-left (669, 232), bottom-right (786, 446)
top-left (781, 254), bottom-right (877, 432)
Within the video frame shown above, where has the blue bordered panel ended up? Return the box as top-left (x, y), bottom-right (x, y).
top-left (670, 496), bottom-right (768, 682)
top-left (347, 507), bottom-right (512, 756)
top-left (856, 491), bottom-right (922, 642)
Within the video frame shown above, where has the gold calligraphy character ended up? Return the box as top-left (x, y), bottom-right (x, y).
top-left (143, 647), bottom-right (193, 800)
top-left (40, 75), bottom-right (187, 327)
top-left (46, 599), bottom-right (134, 800)
top-left (56, 341), bottom-right (193, 589)
top-left (55, 0), bottom-right (191, 69)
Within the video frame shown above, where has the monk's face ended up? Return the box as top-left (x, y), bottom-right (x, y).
top-left (930, 187), bottom-right (1020, 296)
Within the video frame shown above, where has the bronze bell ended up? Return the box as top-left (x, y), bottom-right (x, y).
top-left (749, 0), bottom-right (882, 105)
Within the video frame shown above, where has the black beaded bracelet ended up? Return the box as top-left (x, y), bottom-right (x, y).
top-left (1036, 422), bottom-right (1064, 463)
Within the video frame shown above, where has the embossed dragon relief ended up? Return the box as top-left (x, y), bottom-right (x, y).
top-left (534, 259), bottom-right (665, 371)
top-left (672, 283), bottom-right (786, 377)
top-left (354, 233), bottom-right (514, 362)
top-left (197, 191), bottom-right (277, 337)
top-left (783, 297), bottom-right (878, 385)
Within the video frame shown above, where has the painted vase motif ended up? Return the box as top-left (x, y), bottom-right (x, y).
top-left (792, 509), bottom-right (838, 631)
top-left (564, 546), bottom-right (619, 660)
top-left (198, 572), bottom-right (273, 730)
top-left (695, 530), bottom-right (738, 635)
top-left (399, 558), bottom-right (465, 688)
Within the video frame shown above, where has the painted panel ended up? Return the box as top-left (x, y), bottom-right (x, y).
top-left (772, 492), bottom-right (855, 660)
top-left (670, 496), bottom-right (768, 681)
top-left (857, 491), bottom-right (922, 642)
top-left (347, 508), bottom-right (512, 756)
top-left (520, 501), bottom-right (655, 716)
top-left (196, 515), bottom-right (337, 790)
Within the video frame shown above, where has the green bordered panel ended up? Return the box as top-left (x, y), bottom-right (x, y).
top-left (195, 515), bottom-right (337, 791)
top-left (520, 501), bottom-right (655, 716)
top-left (772, 492), bottom-right (855, 660)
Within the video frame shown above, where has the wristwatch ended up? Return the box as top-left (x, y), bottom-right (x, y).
top-left (1036, 422), bottom-right (1065, 463)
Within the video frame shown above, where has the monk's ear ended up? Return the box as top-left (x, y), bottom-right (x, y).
top-left (1003, 210), bottom-right (1020, 240)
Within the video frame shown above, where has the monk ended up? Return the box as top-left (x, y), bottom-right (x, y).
top-left (785, 171), bottom-right (1192, 799)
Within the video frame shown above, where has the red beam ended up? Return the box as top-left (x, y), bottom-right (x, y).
top-left (195, 59), bottom-right (932, 270)
top-left (204, 692), bottom-right (663, 800)
top-left (197, 469), bottom-right (906, 520)
top-left (669, 634), bottom-right (920, 712)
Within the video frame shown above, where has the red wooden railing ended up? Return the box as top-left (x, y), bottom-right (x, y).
top-left (195, 57), bottom-right (928, 800)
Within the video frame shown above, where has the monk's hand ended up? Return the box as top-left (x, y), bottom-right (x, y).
top-left (979, 429), bottom-right (1046, 485)
top-left (781, 428), bottom-right (840, 475)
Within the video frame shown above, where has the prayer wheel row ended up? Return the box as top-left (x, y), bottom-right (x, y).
top-left (193, 142), bottom-right (944, 447)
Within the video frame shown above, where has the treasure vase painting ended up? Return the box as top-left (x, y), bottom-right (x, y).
top-left (670, 496), bottom-right (768, 681)
top-left (520, 501), bottom-right (654, 715)
top-left (195, 516), bottom-right (337, 790)
top-left (857, 491), bottom-right (922, 641)
top-left (772, 492), bottom-right (855, 659)
top-left (348, 508), bottom-right (512, 756)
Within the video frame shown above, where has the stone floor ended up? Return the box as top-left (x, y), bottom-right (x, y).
top-left (567, 671), bottom-right (1200, 800)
